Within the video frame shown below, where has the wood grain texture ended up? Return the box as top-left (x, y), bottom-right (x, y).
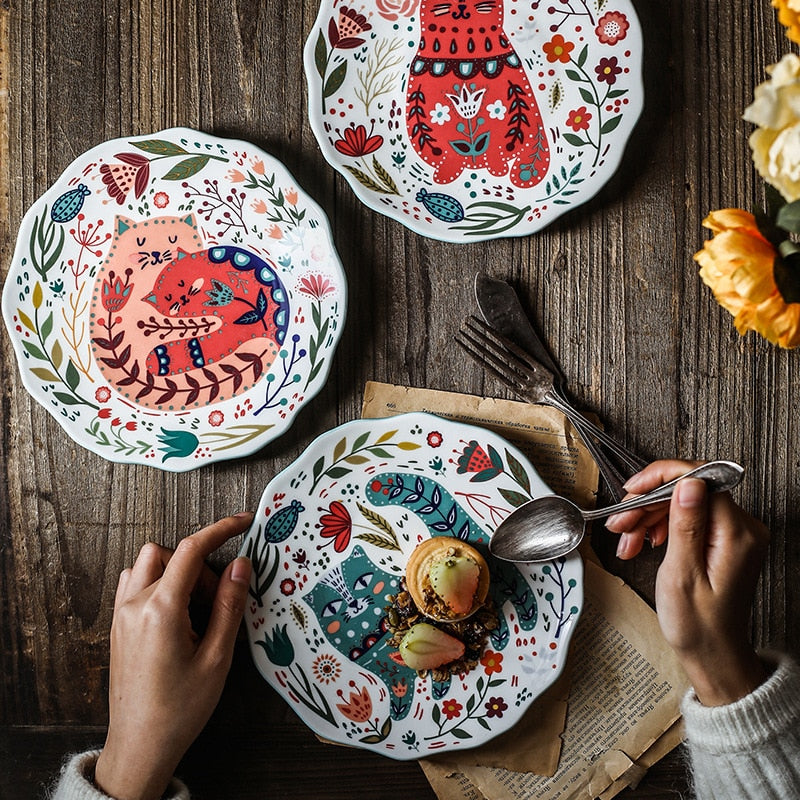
top-left (1, 0), bottom-right (798, 797)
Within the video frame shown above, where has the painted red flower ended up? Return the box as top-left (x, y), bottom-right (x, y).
top-left (542, 34), bottom-right (575, 64)
top-left (208, 409), bottom-right (225, 427)
top-left (100, 153), bottom-right (150, 204)
top-left (441, 698), bottom-right (463, 719)
top-left (329, 6), bottom-right (372, 49)
top-left (595, 56), bottom-right (623, 85)
top-left (336, 683), bottom-right (373, 723)
top-left (334, 124), bottom-right (384, 157)
top-left (100, 269), bottom-right (134, 312)
top-left (485, 696), bottom-right (508, 718)
top-left (480, 650), bottom-right (504, 675)
top-left (426, 430), bottom-right (443, 447)
top-left (595, 11), bottom-right (629, 45)
top-left (319, 500), bottom-right (352, 552)
top-left (456, 440), bottom-right (503, 481)
top-left (95, 386), bottom-right (112, 403)
top-left (391, 678), bottom-right (408, 698)
top-left (280, 578), bottom-right (296, 596)
top-left (153, 191), bottom-right (169, 208)
top-left (566, 106), bottom-right (592, 132)
top-left (298, 273), bottom-right (336, 300)
top-left (98, 407), bottom-right (112, 419)
top-left (125, 421), bottom-right (137, 431)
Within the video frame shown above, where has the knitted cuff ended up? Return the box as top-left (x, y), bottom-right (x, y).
top-left (681, 652), bottom-right (800, 755)
top-left (50, 750), bottom-right (191, 800)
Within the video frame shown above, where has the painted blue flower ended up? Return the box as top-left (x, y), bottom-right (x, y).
top-left (256, 624), bottom-right (295, 666)
top-left (157, 428), bottom-right (199, 461)
top-left (204, 278), bottom-right (234, 306)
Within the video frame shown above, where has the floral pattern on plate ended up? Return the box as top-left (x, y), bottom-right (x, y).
top-left (2, 128), bottom-right (346, 471)
top-left (242, 412), bottom-right (582, 759)
top-left (305, 0), bottom-right (643, 241)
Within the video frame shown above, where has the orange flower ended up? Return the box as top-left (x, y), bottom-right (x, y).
top-left (336, 684), bottom-right (372, 723)
top-left (227, 169), bottom-right (245, 183)
top-left (542, 34), bottom-right (574, 64)
top-left (480, 649), bottom-right (504, 675)
top-left (252, 159), bottom-right (266, 175)
top-left (252, 199), bottom-right (268, 214)
top-left (269, 224), bottom-right (283, 239)
top-left (285, 188), bottom-right (299, 206)
top-left (694, 209), bottom-right (800, 348)
top-left (772, 0), bottom-right (800, 44)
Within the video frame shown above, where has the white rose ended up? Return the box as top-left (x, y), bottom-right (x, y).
top-left (744, 53), bottom-right (800, 201)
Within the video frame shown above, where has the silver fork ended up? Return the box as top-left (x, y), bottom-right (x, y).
top-left (455, 316), bottom-right (647, 501)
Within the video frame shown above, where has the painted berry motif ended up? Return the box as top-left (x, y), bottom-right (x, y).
top-left (405, 0), bottom-right (549, 187)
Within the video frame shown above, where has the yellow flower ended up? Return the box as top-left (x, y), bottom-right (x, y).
top-left (772, 0), bottom-right (800, 44)
top-left (694, 209), bottom-right (800, 348)
top-left (743, 54), bottom-right (800, 201)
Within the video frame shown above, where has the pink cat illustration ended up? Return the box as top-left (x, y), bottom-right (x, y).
top-left (90, 214), bottom-right (289, 410)
top-left (406, 0), bottom-right (550, 187)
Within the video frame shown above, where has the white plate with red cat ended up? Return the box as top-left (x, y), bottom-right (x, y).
top-left (305, 0), bottom-right (642, 241)
top-left (2, 128), bottom-right (346, 471)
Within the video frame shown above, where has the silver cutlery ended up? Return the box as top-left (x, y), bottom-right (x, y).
top-left (455, 314), bottom-right (645, 502)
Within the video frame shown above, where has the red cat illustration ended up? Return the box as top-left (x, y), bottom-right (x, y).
top-left (139, 246), bottom-right (290, 378)
top-left (406, 0), bottom-right (550, 187)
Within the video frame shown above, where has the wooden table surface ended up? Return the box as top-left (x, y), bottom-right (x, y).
top-left (2, 1), bottom-right (798, 798)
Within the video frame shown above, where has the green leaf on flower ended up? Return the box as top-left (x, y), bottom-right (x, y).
top-left (65, 359), bottom-right (80, 391)
top-left (562, 133), bottom-right (588, 147)
top-left (323, 61), bottom-right (347, 98)
top-left (504, 449), bottom-right (531, 493)
top-left (451, 728), bottom-right (473, 739)
top-left (600, 115), bottom-right (623, 135)
top-left (132, 139), bottom-right (189, 156)
top-left (22, 341), bottom-right (47, 361)
top-left (579, 87), bottom-right (594, 105)
top-left (775, 199), bottom-right (800, 234)
top-left (315, 31), bottom-right (327, 78)
top-left (31, 367), bottom-right (60, 383)
top-left (162, 156), bottom-right (211, 181)
top-left (576, 44), bottom-right (588, 68)
top-left (53, 391), bottom-right (81, 406)
top-left (40, 312), bottom-right (53, 342)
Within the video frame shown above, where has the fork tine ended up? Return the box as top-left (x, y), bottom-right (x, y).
top-left (455, 326), bottom-right (526, 389)
top-left (464, 315), bottom-right (545, 375)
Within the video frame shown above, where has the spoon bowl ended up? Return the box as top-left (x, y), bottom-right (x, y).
top-left (489, 461), bottom-right (744, 563)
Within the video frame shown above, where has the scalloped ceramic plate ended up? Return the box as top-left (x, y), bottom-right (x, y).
top-left (2, 128), bottom-right (346, 471)
top-left (305, 0), bottom-right (642, 241)
top-left (242, 412), bottom-right (582, 759)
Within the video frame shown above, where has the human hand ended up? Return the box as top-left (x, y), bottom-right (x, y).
top-left (610, 460), bottom-right (769, 706)
top-left (94, 513), bottom-right (253, 800)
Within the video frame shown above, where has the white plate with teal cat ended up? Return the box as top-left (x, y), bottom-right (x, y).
top-left (305, 0), bottom-right (642, 241)
top-left (242, 412), bottom-right (582, 759)
top-left (2, 128), bottom-right (346, 471)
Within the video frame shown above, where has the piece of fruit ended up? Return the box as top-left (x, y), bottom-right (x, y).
top-left (405, 537), bottom-right (490, 621)
top-left (399, 623), bottom-right (466, 671)
top-left (429, 554), bottom-right (480, 616)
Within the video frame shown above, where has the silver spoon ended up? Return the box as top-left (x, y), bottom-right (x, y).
top-left (489, 461), bottom-right (744, 563)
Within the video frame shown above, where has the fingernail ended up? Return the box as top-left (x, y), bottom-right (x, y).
top-left (622, 473), bottom-right (644, 491)
top-left (234, 510), bottom-right (254, 519)
top-left (230, 556), bottom-right (252, 584)
top-left (606, 513), bottom-right (624, 530)
top-left (676, 478), bottom-right (705, 508)
top-left (616, 534), bottom-right (631, 559)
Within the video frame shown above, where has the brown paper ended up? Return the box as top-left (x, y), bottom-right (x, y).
top-left (362, 383), bottom-right (689, 799)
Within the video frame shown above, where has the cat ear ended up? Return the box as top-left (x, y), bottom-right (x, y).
top-left (176, 248), bottom-right (190, 260)
top-left (116, 216), bottom-right (135, 235)
top-left (180, 213), bottom-right (198, 230)
top-left (142, 292), bottom-right (157, 306)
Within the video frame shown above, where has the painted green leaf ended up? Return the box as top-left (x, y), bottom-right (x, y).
top-left (327, 466), bottom-right (351, 479)
top-left (314, 31), bottom-right (327, 78)
top-left (51, 340), bottom-right (63, 370)
top-left (65, 359), bottom-right (80, 391)
top-left (131, 139), bottom-right (189, 156)
top-left (31, 367), bottom-right (60, 383)
top-left (22, 341), bottom-right (47, 361)
top-left (600, 115), bottom-right (623, 135)
top-left (579, 87), bottom-right (594, 105)
top-left (504, 449), bottom-right (531, 494)
top-left (40, 312), bottom-right (53, 342)
top-left (333, 436), bottom-right (347, 460)
top-left (499, 488), bottom-right (531, 508)
top-left (162, 155), bottom-right (211, 181)
top-left (562, 133), bottom-right (588, 147)
top-left (53, 391), bottom-right (80, 405)
top-left (323, 61), bottom-right (347, 98)
top-left (576, 44), bottom-right (588, 68)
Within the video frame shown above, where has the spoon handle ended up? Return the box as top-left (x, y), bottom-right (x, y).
top-left (581, 460), bottom-right (744, 521)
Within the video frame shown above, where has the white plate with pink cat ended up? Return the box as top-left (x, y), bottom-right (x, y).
top-left (2, 128), bottom-right (346, 471)
top-left (305, 0), bottom-right (642, 241)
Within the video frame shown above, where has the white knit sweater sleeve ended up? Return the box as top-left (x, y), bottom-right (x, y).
top-left (682, 653), bottom-right (800, 799)
top-left (49, 750), bottom-right (190, 800)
